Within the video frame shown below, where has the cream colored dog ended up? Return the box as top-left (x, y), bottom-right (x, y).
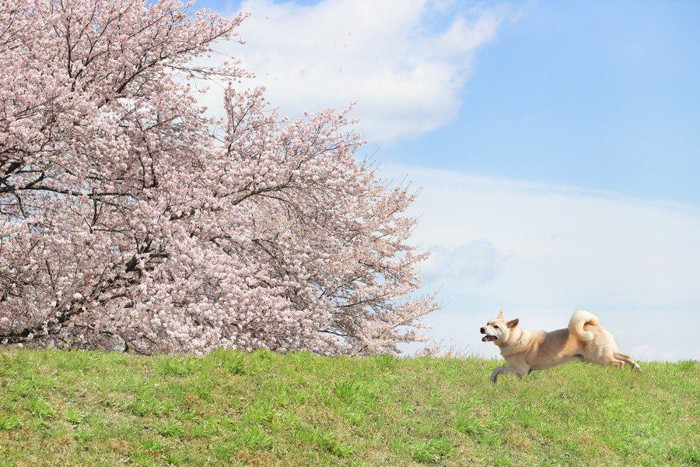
top-left (480, 310), bottom-right (641, 383)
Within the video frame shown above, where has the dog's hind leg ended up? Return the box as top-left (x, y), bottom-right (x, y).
top-left (614, 351), bottom-right (642, 371)
top-left (600, 354), bottom-right (626, 368)
top-left (584, 353), bottom-right (623, 368)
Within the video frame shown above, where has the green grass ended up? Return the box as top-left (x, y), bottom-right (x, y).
top-left (0, 349), bottom-right (697, 466)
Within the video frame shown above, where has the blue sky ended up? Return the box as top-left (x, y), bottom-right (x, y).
top-left (381, 0), bottom-right (700, 205)
top-left (198, 0), bottom-right (700, 360)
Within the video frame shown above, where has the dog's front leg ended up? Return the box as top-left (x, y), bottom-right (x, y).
top-left (490, 366), bottom-right (526, 383)
top-left (490, 366), bottom-right (509, 383)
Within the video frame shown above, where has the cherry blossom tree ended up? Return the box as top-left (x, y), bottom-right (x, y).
top-left (0, 0), bottom-right (437, 355)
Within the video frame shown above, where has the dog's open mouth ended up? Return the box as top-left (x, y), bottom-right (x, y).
top-left (482, 335), bottom-right (497, 342)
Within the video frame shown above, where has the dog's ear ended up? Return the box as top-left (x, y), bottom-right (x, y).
top-left (507, 318), bottom-right (519, 328)
top-left (497, 311), bottom-right (504, 320)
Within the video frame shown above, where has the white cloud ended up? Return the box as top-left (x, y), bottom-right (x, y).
top-left (384, 164), bottom-right (700, 361)
top-left (421, 240), bottom-right (507, 285)
top-left (198, 0), bottom-right (506, 143)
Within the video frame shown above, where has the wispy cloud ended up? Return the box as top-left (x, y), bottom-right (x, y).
top-left (198, 0), bottom-right (507, 143)
top-left (384, 164), bottom-right (700, 361)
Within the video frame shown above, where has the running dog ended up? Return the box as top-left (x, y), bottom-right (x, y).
top-left (480, 310), bottom-right (641, 383)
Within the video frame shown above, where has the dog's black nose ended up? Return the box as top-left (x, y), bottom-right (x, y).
top-left (480, 327), bottom-right (485, 334)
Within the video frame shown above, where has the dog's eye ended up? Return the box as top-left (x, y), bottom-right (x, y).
top-left (494, 325), bottom-right (499, 329)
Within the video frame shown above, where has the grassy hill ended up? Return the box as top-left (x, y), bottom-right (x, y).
top-left (0, 349), bottom-right (697, 466)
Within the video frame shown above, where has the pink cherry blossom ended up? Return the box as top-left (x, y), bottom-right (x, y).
top-left (0, 0), bottom-right (437, 355)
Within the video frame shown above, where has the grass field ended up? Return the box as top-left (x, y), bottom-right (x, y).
top-left (0, 349), bottom-right (697, 466)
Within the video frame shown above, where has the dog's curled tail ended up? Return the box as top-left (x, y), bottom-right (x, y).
top-left (568, 309), bottom-right (600, 342)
